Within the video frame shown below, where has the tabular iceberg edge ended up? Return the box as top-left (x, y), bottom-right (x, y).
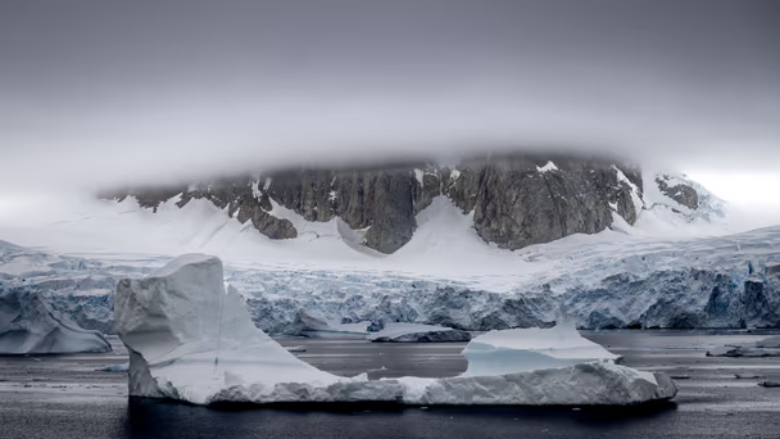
top-left (115, 254), bottom-right (677, 407)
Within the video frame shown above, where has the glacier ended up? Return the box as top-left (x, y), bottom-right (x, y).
top-left (0, 180), bottom-right (778, 337)
top-left (1, 223), bottom-right (779, 335)
top-left (116, 254), bottom-right (676, 406)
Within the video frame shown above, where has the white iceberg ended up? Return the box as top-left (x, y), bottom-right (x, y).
top-left (367, 323), bottom-right (471, 343)
top-left (115, 254), bottom-right (677, 406)
top-left (462, 323), bottom-right (621, 376)
top-left (115, 254), bottom-right (344, 402)
top-left (0, 289), bottom-right (111, 354)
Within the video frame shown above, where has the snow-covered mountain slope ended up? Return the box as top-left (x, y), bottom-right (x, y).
top-left (0, 169), bottom-right (778, 334)
top-left (99, 155), bottom-right (647, 254)
top-left (0, 168), bottom-right (737, 276)
top-left (633, 171), bottom-right (733, 237)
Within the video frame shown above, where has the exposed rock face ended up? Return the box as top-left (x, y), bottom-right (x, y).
top-left (101, 154), bottom-right (644, 253)
top-left (656, 174), bottom-right (699, 210)
top-left (450, 155), bottom-right (642, 250)
top-left (266, 166), bottom-right (420, 253)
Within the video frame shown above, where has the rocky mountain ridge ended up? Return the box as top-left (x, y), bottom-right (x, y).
top-left (101, 154), bottom-right (674, 254)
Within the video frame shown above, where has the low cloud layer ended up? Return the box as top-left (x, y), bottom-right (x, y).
top-left (1, 0), bottom-right (778, 196)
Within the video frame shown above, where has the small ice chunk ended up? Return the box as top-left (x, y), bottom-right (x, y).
top-left (298, 310), bottom-right (369, 338)
top-left (707, 337), bottom-right (780, 358)
top-left (368, 323), bottom-right (471, 343)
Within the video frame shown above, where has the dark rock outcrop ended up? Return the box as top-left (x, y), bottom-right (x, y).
top-left (656, 175), bottom-right (699, 210)
top-left (449, 155), bottom-right (641, 250)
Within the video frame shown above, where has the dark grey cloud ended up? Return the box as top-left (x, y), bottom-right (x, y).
top-left (0, 0), bottom-right (778, 191)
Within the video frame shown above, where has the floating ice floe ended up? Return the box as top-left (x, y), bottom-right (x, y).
top-left (115, 254), bottom-right (677, 406)
top-left (367, 323), bottom-right (471, 343)
top-left (462, 322), bottom-right (620, 376)
top-left (707, 336), bottom-right (780, 358)
top-left (0, 289), bottom-right (111, 354)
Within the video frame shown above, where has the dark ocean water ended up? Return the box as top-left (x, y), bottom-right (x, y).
top-left (2, 331), bottom-right (780, 439)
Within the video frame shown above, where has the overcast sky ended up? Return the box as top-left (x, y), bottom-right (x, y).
top-left (1, 0), bottom-right (778, 203)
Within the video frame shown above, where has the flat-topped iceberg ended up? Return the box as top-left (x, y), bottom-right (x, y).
top-left (367, 323), bottom-right (471, 343)
top-left (116, 254), bottom-right (676, 406)
top-left (462, 323), bottom-right (620, 376)
top-left (0, 289), bottom-right (111, 354)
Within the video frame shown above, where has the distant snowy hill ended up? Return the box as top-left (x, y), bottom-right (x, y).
top-left (632, 171), bottom-right (732, 236)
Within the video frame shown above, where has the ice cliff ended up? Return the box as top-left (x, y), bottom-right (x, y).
top-left (0, 288), bottom-right (111, 354)
top-left (2, 222), bottom-right (780, 335)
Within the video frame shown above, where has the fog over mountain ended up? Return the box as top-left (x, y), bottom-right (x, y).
top-left (0, 0), bottom-right (777, 216)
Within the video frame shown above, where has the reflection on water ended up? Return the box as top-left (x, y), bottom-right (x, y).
top-left (6, 330), bottom-right (780, 438)
top-left (123, 397), bottom-right (679, 439)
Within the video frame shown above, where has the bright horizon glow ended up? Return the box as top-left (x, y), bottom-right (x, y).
top-left (684, 170), bottom-right (780, 230)
top-left (684, 171), bottom-right (780, 206)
